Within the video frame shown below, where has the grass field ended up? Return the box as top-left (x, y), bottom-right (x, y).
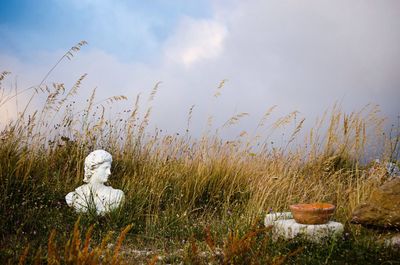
top-left (1, 45), bottom-right (399, 264)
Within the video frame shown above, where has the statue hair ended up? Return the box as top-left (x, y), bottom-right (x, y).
top-left (83, 150), bottom-right (112, 183)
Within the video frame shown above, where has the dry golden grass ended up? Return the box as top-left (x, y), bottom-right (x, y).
top-left (1, 42), bottom-right (399, 263)
top-left (17, 219), bottom-right (132, 265)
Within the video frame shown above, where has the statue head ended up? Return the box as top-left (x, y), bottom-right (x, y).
top-left (84, 150), bottom-right (113, 184)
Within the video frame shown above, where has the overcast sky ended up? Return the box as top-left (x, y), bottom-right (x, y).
top-left (1, 0), bottom-right (399, 139)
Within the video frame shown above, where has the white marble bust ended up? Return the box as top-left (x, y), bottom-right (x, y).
top-left (65, 150), bottom-right (125, 215)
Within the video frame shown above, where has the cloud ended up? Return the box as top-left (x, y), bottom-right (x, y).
top-left (1, 0), bottom-right (400, 139)
top-left (163, 17), bottom-right (227, 67)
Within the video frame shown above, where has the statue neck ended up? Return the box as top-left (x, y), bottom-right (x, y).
top-left (88, 182), bottom-right (106, 190)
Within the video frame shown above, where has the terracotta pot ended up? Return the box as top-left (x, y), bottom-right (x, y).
top-left (289, 203), bottom-right (336, 225)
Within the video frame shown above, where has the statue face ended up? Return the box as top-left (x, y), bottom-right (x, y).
top-left (90, 161), bottom-right (112, 184)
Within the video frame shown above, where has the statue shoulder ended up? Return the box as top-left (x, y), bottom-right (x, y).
top-left (114, 188), bottom-right (124, 195)
top-left (109, 187), bottom-right (125, 201)
top-left (65, 191), bottom-right (75, 206)
top-left (103, 185), bottom-right (123, 193)
top-left (75, 184), bottom-right (90, 194)
top-left (65, 184), bottom-right (91, 207)
top-left (114, 188), bottom-right (125, 197)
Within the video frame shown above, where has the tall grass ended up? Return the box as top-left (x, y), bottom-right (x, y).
top-left (0, 43), bottom-right (399, 263)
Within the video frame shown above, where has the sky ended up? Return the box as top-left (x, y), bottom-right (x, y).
top-left (1, 0), bottom-right (400, 141)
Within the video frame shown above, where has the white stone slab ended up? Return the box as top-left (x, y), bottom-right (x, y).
top-left (264, 212), bottom-right (344, 243)
top-left (273, 219), bottom-right (344, 242)
top-left (264, 212), bottom-right (293, 226)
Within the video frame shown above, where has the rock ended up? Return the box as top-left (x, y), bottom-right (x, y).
top-left (352, 178), bottom-right (400, 228)
top-left (384, 234), bottom-right (400, 249)
top-left (386, 162), bottom-right (400, 177)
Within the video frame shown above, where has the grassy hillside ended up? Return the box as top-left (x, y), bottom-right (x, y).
top-left (1, 47), bottom-right (399, 264)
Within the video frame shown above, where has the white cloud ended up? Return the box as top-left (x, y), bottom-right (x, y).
top-left (1, 0), bottom-right (400, 139)
top-left (163, 17), bottom-right (227, 67)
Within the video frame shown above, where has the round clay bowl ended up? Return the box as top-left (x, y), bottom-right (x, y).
top-left (289, 203), bottom-right (336, 225)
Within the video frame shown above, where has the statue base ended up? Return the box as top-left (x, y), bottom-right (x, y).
top-left (265, 212), bottom-right (344, 243)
